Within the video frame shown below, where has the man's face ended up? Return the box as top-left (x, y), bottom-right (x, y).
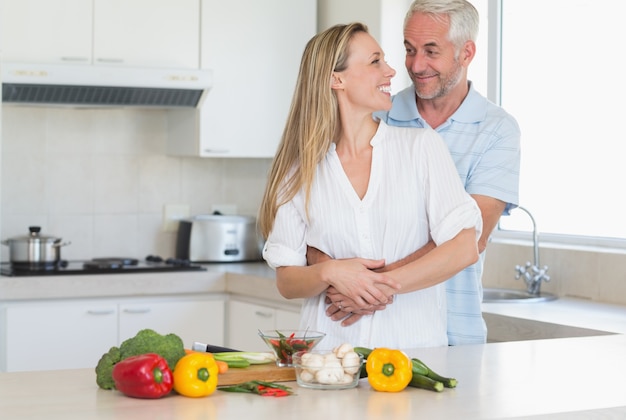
top-left (403, 13), bottom-right (467, 100)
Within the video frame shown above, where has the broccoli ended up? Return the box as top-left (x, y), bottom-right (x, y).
top-left (95, 329), bottom-right (187, 390)
top-left (95, 346), bottom-right (121, 390)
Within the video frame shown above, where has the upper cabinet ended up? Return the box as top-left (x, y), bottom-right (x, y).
top-left (93, 0), bottom-right (199, 69)
top-left (0, 0), bottom-right (200, 69)
top-left (0, 0), bottom-right (93, 64)
top-left (166, 0), bottom-right (317, 158)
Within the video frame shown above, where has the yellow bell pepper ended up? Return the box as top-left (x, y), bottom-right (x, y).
top-left (173, 352), bottom-right (219, 397)
top-left (365, 348), bottom-right (412, 392)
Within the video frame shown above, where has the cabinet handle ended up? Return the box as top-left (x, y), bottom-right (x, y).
top-left (96, 58), bottom-right (125, 63)
top-left (203, 149), bottom-right (230, 154)
top-left (61, 56), bottom-right (89, 62)
top-left (123, 308), bottom-right (151, 314)
top-left (87, 309), bottom-right (115, 315)
top-left (255, 311), bottom-right (273, 318)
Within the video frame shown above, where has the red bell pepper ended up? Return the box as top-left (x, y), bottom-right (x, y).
top-left (111, 353), bottom-right (173, 399)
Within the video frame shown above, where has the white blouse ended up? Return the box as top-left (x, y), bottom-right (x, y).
top-left (263, 121), bottom-right (482, 350)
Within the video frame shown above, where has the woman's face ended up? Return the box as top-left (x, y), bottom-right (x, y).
top-left (334, 32), bottom-right (396, 113)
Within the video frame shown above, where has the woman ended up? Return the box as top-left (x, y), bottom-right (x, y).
top-left (258, 23), bottom-right (481, 349)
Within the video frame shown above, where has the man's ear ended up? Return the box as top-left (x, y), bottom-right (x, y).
top-left (460, 40), bottom-right (476, 66)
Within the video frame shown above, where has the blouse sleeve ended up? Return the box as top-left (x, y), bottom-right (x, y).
top-left (418, 129), bottom-right (483, 245)
top-left (262, 198), bottom-right (308, 269)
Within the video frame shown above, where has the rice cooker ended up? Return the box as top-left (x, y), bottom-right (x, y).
top-left (175, 214), bottom-right (263, 262)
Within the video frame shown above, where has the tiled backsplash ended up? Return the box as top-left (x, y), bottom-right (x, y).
top-left (0, 106), bottom-right (271, 261)
top-left (483, 241), bottom-right (626, 306)
top-left (3, 106), bottom-right (625, 307)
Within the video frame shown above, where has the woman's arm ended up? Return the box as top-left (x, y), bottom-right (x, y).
top-left (387, 227), bottom-right (478, 293)
top-left (276, 257), bottom-right (400, 308)
top-left (324, 227), bottom-right (478, 314)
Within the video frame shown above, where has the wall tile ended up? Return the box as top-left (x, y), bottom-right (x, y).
top-left (93, 213), bottom-right (139, 257)
top-left (138, 155), bottom-right (182, 212)
top-left (46, 155), bottom-right (95, 214)
top-left (93, 155), bottom-right (140, 214)
top-left (4, 106), bottom-right (625, 306)
top-left (180, 157), bottom-right (222, 214)
top-left (48, 214), bottom-right (94, 261)
top-left (1, 106), bottom-right (46, 154)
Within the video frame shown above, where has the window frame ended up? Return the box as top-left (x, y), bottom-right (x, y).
top-left (483, 0), bottom-right (626, 252)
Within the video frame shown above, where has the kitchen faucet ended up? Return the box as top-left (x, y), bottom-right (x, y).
top-left (513, 206), bottom-right (551, 295)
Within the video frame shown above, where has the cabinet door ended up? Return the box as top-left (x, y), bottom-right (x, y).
top-left (4, 301), bottom-right (117, 372)
top-left (0, 0), bottom-right (92, 64)
top-left (275, 307), bottom-right (301, 331)
top-left (227, 300), bottom-right (276, 351)
top-left (196, 0), bottom-right (316, 157)
top-left (93, 0), bottom-right (199, 68)
top-left (119, 298), bottom-right (225, 349)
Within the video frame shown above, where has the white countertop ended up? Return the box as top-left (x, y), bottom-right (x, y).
top-left (1, 334), bottom-right (625, 419)
top-left (3, 261), bottom-right (626, 336)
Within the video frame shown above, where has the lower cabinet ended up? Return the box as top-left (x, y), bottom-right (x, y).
top-left (0, 295), bottom-right (225, 372)
top-left (227, 300), bottom-right (301, 352)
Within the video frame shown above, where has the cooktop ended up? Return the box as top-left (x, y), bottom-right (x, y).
top-left (0, 256), bottom-right (207, 277)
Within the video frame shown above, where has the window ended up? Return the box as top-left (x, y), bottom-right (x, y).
top-left (493, 0), bottom-right (625, 245)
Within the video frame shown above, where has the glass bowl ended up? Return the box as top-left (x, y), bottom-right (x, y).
top-left (292, 350), bottom-right (363, 390)
top-left (258, 329), bottom-right (325, 367)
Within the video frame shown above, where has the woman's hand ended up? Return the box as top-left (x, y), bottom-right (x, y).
top-left (321, 258), bottom-right (400, 309)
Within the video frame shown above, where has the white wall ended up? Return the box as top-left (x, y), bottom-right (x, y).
top-left (0, 106), bottom-right (271, 260)
top-left (317, 0), bottom-right (411, 94)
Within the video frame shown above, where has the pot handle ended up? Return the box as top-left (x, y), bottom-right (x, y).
top-left (1, 239), bottom-right (7, 246)
top-left (52, 241), bottom-right (72, 248)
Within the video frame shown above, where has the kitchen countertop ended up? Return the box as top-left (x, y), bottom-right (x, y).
top-left (2, 261), bottom-right (626, 335)
top-left (1, 334), bottom-right (625, 419)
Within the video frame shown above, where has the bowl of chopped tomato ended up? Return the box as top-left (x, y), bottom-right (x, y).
top-left (258, 330), bottom-right (326, 367)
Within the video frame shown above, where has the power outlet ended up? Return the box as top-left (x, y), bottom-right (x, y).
top-left (210, 204), bottom-right (238, 215)
top-left (162, 204), bottom-right (190, 232)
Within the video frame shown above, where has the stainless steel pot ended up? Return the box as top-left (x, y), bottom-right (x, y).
top-left (1, 226), bottom-right (71, 265)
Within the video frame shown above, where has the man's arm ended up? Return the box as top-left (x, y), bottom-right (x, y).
top-left (471, 194), bottom-right (507, 253)
top-left (323, 195), bottom-right (507, 326)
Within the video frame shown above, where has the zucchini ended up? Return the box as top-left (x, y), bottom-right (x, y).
top-left (409, 373), bottom-right (444, 392)
top-left (411, 357), bottom-right (457, 388)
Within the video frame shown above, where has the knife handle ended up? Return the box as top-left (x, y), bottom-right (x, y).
top-left (192, 341), bottom-right (241, 353)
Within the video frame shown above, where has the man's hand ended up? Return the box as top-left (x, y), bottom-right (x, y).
top-left (307, 246), bottom-right (396, 325)
top-left (324, 286), bottom-right (394, 326)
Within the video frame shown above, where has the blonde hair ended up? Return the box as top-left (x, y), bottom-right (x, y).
top-left (258, 22), bottom-right (369, 239)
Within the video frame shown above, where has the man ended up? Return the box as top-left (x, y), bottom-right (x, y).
top-left (323, 0), bottom-right (520, 345)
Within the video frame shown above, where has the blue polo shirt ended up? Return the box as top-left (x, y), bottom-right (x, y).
top-left (377, 82), bottom-right (521, 344)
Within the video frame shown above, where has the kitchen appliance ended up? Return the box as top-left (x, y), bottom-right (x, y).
top-left (1, 62), bottom-right (212, 108)
top-left (176, 214), bottom-right (263, 263)
top-left (0, 255), bottom-right (206, 277)
top-left (1, 226), bottom-right (71, 269)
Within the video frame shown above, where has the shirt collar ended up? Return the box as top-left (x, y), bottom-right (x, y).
top-left (387, 81), bottom-right (487, 126)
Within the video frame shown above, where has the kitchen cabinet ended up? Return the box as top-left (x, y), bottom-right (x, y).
top-left (227, 299), bottom-right (300, 351)
top-left (0, 295), bottom-right (224, 372)
top-left (166, 0), bottom-right (316, 158)
top-left (1, 299), bottom-right (118, 372)
top-left (0, 0), bottom-right (199, 69)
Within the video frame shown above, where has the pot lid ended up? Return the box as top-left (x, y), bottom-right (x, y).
top-left (7, 226), bottom-right (62, 243)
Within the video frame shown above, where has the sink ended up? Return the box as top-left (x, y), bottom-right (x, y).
top-left (483, 288), bottom-right (557, 303)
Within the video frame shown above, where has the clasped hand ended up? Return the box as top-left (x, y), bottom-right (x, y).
top-left (321, 258), bottom-right (399, 327)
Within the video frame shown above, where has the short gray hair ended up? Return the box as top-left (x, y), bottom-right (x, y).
top-left (404, 0), bottom-right (479, 48)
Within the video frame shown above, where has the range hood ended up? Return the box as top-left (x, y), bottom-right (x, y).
top-left (1, 62), bottom-right (212, 108)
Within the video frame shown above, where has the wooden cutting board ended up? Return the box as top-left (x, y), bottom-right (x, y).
top-left (217, 364), bottom-right (296, 386)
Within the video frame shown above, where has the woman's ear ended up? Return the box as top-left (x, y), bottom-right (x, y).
top-left (331, 73), bottom-right (343, 90)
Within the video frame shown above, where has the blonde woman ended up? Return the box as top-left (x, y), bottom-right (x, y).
top-left (258, 23), bottom-right (481, 349)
